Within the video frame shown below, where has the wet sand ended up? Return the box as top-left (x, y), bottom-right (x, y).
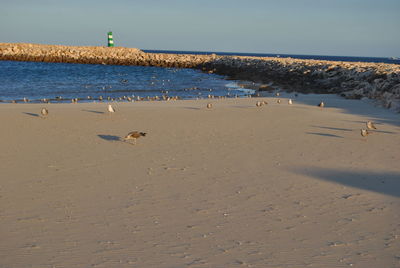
top-left (0, 96), bottom-right (399, 268)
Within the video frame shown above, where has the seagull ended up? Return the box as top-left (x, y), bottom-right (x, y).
top-left (318, 101), bottom-right (325, 108)
top-left (256, 101), bottom-right (263, 107)
top-left (207, 103), bottom-right (213, 109)
top-left (41, 108), bottom-right (48, 117)
top-left (366, 121), bottom-right (377, 130)
top-left (107, 104), bottom-right (115, 113)
top-left (361, 129), bottom-right (369, 137)
top-left (288, 99), bottom-right (293, 105)
top-left (124, 131), bottom-right (146, 145)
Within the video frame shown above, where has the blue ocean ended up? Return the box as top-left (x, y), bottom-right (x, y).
top-left (0, 50), bottom-right (398, 103)
top-left (0, 60), bottom-right (253, 103)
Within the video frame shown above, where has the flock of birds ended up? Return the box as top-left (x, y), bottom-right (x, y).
top-left (202, 98), bottom-right (375, 138)
top-left (6, 90), bottom-right (249, 104)
top-left (38, 96), bottom-right (377, 144)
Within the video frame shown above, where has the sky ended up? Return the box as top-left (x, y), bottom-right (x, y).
top-left (1, 0), bottom-right (399, 57)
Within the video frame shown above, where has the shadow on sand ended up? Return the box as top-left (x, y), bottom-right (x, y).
top-left (284, 93), bottom-right (400, 127)
top-left (23, 112), bottom-right (40, 117)
top-left (232, 105), bottom-right (256, 109)
top-left (311, 125), bottom-right (353, 132)
top-left (82, 109), bottom-right (105, 114)
top-left (182, 107), bottom-right (202, 110)
top-left (306, 132), bottom-right (344, 138)
top-left (290, 166), bottom-right (400, 198)
top-left (98, 134), bottom-right (121, 142)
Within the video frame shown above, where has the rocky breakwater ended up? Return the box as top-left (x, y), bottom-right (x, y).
top-left (0, 43), bottom-right (212, 68)
top-left (202, 56), bottom-right (400, 112)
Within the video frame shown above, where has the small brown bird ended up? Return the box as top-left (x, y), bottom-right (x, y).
top-left (107, 104), bottom-right (115, 113)
top-left (256, 101), bottom-right (263, 107)
top-left (366, 121), bottom-right (377, 130)
top-left (207, 103), bottom-right (213, 109)
top-left (41, 108), bottom-right (48, 117)
top-left (124, 131), bottom-right (147, 145)
top-left (361, 129), bottom-right (369, 137)
top-left (277, 99), bottom-right (281, 104)
top-left (318, 101), bottom-right (325, 108)
top-left (263, 101), bottom-right (268, 105)
top-left (288, 99), bottom-right (293, 105)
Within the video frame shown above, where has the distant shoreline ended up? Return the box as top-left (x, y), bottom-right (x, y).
top-left (143, 49), bottom-right (400, 65)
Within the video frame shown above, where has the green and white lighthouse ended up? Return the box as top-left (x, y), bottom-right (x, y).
top-left (107, 31), bottom-right (114, 47)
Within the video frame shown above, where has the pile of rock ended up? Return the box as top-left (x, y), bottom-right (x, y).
top-left (201, 56), bottom-right (400, 112)
top-left (0, 43), bottom-right (143, 65)
top-left (0, 43), bottom-right (211, 68)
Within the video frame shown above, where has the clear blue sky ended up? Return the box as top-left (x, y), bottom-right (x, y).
top-left (1, 0), bottom-right (399, 57)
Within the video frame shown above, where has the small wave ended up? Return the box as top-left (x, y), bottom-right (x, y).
top-left (225, 82), bottom-right (256, 94)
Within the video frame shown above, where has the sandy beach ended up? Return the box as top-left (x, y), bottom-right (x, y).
top-left (0, 95), bottom-right (399, 268)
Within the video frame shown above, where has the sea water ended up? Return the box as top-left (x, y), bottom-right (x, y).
top-left (0, 60), bottom-right (254, 103)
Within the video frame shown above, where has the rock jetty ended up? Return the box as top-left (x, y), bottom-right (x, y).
top-left (1, 43), bottom-right (399, 112)
top-left (0, 43), bottom-right (210, 68)
top-left (202, 56), bottom-right (400, 112)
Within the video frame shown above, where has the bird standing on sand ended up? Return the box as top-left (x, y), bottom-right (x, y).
top-left (256, 101), bottom-right (263, 107)
top-left (318, 101), bottom-right (325, 108)
top-left (277, 99), bottom-right (281, 104)
top-left (41, 108), bottom-right (48, 117)
top-left (288, 99), bottom-right (293, 105)
top-left (366, 121), bottom-right (377, 130)
top-left (107, 104), bottom-right (115, 113)
top-left (207, 103), bottom-right (213, 109)
top-left (124, 131), bottom-right (146, 145)
top-left (361, 129), bottom-right (369, 137)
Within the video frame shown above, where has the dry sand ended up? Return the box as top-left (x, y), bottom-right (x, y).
top-left (0, 95), bottom-right (399, 268)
